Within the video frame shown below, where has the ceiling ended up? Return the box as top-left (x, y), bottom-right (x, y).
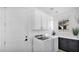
top-left (37, 7), bottom-right (78, 16)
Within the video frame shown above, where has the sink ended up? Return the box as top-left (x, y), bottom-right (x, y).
top-left (35, 35), bottom-right (50, 40)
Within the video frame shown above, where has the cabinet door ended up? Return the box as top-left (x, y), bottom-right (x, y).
top-left (42, 13), bottom-right (53, 30)
top-left (68, 40), bottom-right (79, 52)
top-left (59, 38), bottom-right (69, 51)
top-left (32, 10), bottom-right (41, 30)
top-left (5, 8), bottom-right (32, 52)
top-left (42, 13), bottom-right (48, 30)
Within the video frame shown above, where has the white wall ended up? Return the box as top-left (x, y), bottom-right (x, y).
top-left (52, 8), bottom-right (79, 37)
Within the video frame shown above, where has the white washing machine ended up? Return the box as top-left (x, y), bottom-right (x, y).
top-left (32, 35), bottom-right (58, 52)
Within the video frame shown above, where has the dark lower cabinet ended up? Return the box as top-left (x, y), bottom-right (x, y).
top-left (59, 38), bottom-right (69, 51)
top-left (59, 37), bottom-right (79, 52)
top-left (68, 40), bottom-right (79, 52)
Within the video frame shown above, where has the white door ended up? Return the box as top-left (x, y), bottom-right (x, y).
top-left (0, 8), bottom-right (2, 51)
top-left (0, 8), bottom-right (5, 51)
top-left (5, 8), bottom-right (32, 52)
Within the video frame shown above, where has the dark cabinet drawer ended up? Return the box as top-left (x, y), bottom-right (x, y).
top-left (58, 37), bottom-right (79, 52)
top-left (68, 40), bottom-right (79, 52)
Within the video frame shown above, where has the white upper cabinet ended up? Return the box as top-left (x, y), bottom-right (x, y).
top-left (40, 12), bottom-right (47, 30)
top-left (33, 10), bottom-right (41, 30)
top-left (32, 9), bottom-right (53, 31)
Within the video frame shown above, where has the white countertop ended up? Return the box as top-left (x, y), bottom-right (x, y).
top-left (58, 35), bottom-right (79, 40)
top-left (50, 36), bottom-right (58, 38)
top-left (50, 35), bottom-right (79, 40)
